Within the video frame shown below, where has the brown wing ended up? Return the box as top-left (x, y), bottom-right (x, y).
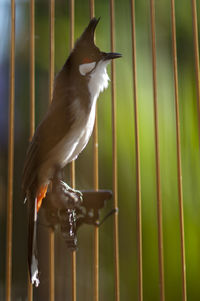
top-left (22, 94), bottom-right (76, 195)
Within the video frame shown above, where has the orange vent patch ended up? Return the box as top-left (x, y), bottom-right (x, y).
top-left (37, 185), bottom-right (48, 212)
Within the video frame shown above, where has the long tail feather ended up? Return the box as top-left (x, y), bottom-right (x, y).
top-left (28, 196), bottom-right (40, 287)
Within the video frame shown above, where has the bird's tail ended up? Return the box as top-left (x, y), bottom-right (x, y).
top-left (28, 196), bottom-right (40, 287)
top-left (27, 185), bottom-right (48, 287)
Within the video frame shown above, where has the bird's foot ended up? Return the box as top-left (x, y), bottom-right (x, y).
top-left (47, 179), bottom-right (82, 209)
top-left (59, 181), bottom-right (83, 204)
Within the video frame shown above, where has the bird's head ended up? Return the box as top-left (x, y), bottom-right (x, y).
top-left (67, 17), bottom-right (121, 95)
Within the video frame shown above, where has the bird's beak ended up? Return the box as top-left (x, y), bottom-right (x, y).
top-left (103, 52), bottom-right (122, 60)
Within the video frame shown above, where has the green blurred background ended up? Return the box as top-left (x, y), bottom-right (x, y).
top-left (0, 0), bottom-right (200, 300)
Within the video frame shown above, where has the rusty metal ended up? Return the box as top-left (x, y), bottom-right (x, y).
top-left (49, 0), bottom-right (55, 300)
top-left (150, 1), bottom-right (165, 300)
top-left (27, 0), bottom-right (35, 299)
top-left (5, 0), bottom-right (15, 300)
top-left (191, 0), bottom-right (200, 149)
top-left (109, 0), bottom-right (120, 300)
top-left (130, 0), bottom-right (143, 300)
top-left (170, 1), bottom-right (187, 300)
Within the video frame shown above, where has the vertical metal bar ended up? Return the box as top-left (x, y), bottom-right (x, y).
top-left (69, 1), bottom-right (76, 300)
top-left (49, 229), bottom-right (55, 301)
top-left (149, 1), bottom-right (165, 301)
top-left (170, 1), bottom-right (187, 300)
top-left (49, 0), bottom-right (55, 102)
top-left (191, 0), bottom-right (200, 148)
top-left (5, 0), bottom-right (15, 300)
top-left (27, 0), bottom-right (35, 299)
top-left (30, 0), bottom-right (35, 140)
top-left (89, 2), bottom-right (99, 301)
top-left (130, 1), bottom-right (143, 300)
top-left (71, 251), bottom-right (77, 301)
top-left (109, 1), bottom-right (120, 300)
top-left (90, 0), bottom-right (95, 22)
top-left (69, 0), bottom-right (74, 50)
top-left (48, 0), bottom-right (55, 300)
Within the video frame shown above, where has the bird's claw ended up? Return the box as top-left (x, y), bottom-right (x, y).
top-left (47, 179), bottom-right (82, 209)
top-left (59, 181), bottom-right (83, 206)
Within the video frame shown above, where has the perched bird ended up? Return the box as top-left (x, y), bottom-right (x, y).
top-left (22, 17), bottom-right (121, 287)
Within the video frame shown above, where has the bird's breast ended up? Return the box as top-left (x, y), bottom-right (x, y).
top-left (46, 97), bottom-right (96, 168)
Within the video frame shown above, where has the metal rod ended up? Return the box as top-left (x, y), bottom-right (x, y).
top-left (49, 229), bottom-right (55, 301)
top-left (109, 1), bottom-right (120, 300)
top-left (48, 1), bottom-right (55, 300)
top-left (71, 251), bottom-right (77, 301)
top-left (27, 0), bottom-right (35, 299)
top-left (30, 0), bottom-right (35, 140)
top-left (170, 1), bottom-right (187, 300)
top-left (149, 1), bottom-right (165, 300)
top-left (130, 1), bottom-right (143, 300)
top-left (69, 0), bottom-right (74, 51)
top-left (27, 275), bottom-right (33, 301)
top-left (5, 0), bottom-right (15, 300)
top-left (69, 1), bottom-right (76, 300)
top-left (89, 2), bottom-right (100, 301)
top-left (191, 0), bottom-right (200, 149)
top-left (49, 0), bottom-right (55, 102)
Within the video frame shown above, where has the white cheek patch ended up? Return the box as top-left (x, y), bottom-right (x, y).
top-left (79, 62), bottom-right (96, 76)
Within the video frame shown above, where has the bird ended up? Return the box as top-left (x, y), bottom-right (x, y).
top-left (22, 17), bottom-right (121, 287)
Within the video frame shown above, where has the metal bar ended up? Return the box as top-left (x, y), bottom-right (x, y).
top-left (5, 0), bottom-right (15, 300)
top-left (69, 1), bottom-right (76, 300)
top-left (191, 0), bottom-right (200, 148)
top-left (49, 0), bottom-right (55, 102)
top-left (149, 1), bottom-right (165, 300)
top-left (48, 1), bottom-right (55, 300)
top-left (130, 1), bottom-right (143, 300)
top-left (30, 0), bottom-right (35, 140)
top-left (170, 1), bottom-right (187, 300)
top-left (27, 0), bottom-right (35, 299)
top-left (49, 229), bottom-right (55, 301)
top-left (69, 0), bottom-right (74, 50)
top-left (109, 1), bottom-right (120, 300)
top-left (89, 1), bottom-right (100, 301)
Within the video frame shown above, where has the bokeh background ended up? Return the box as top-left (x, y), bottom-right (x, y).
top-left (1, 0), bottom-right (200, 300)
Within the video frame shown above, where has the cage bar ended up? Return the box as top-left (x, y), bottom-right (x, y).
top-left (191, 0), bottom-right (200, 149)
top-left (30, 0), bottom-right (35, 141)
top-left (48, 0), bottom-right (55, 300)
top-left (5, 0), bottom-right (15, 300)
top-left (170, 1), bottom-right (187, 300)
top-left (69, 1), bottom-right (77, 300)
top-left (88, 1), bottom-right (100, 301)
top-left (130, 1), bottom-right (143, 300)
top-left (149, 1), bottom-right (165, 300)
top-left (27, 0), bottom-right (35, 299)
top-left (109, 0), bottom-right (120, 300)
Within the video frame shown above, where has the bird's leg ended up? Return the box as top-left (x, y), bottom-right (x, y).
top-left (59, 180), bottom-right (83, 200)
top-left (46, 169), bottom-right (82, 209)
